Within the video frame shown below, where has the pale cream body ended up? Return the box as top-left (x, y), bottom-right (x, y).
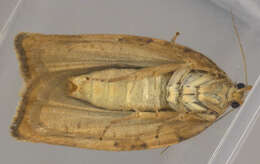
top-left (69, 68), bottom-right (233, 116)
top-left (69, 68), bottom-right (171, 111)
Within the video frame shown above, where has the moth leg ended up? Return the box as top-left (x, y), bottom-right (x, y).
top-left (99, 112), bottom-right (140, 140)
top-left (171, 32), bottom-right (180, 46)
top-left (160, 146), bottom-right (170, 155)
top-left (107, 63), bottom-right (187, 82)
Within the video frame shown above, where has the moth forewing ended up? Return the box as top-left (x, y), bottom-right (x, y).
top-left (11, 32), bottom-right (247, 151)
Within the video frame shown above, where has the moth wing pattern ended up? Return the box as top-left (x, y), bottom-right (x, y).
top-left (15, 33), bottom-right (223, 81)
top-left (12, 33), bottom-right (217, 150)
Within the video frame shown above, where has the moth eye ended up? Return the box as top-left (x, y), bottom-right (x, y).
top-left (236, 83), bottom-right (245, 89)
top-left (231, 101), bottom-right (240, 108)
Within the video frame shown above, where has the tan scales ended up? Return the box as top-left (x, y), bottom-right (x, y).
top-left (11, 32), bottom-right (251, 151)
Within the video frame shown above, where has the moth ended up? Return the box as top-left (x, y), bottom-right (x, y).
top-left (11, 30), bottom-right (251, 151)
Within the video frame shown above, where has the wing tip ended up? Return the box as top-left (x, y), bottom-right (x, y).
top-left (14, 32), bottom-right (32, 81)
top-left (9, 76), bottom-right (32, 141)
top-left (10, 95), bottom-right (27, 141)
top-left (10, 104), bottom-right (25, 141)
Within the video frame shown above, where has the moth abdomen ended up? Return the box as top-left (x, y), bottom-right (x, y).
top-left (69, 68), bottom-right (171, 112)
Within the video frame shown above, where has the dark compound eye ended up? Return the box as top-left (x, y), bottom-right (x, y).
top-left (237, 83), bottom-right (245, 89)
top-left (231, 101), bottom-right (240, 108)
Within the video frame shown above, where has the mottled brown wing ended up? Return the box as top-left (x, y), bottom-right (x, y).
top-left (15, 33), bottom-right (223, 82)
top-left (12, 32), bottom-right (216, 150)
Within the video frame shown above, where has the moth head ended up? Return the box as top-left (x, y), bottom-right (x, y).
top-left (229, 82), bottom-right (252, 108)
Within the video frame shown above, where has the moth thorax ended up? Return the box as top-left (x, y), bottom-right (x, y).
top-left (166, 69), bottom-right (232, 114)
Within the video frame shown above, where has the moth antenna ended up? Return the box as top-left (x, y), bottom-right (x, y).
top-left (231, 11), bottom-right (249, 85)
